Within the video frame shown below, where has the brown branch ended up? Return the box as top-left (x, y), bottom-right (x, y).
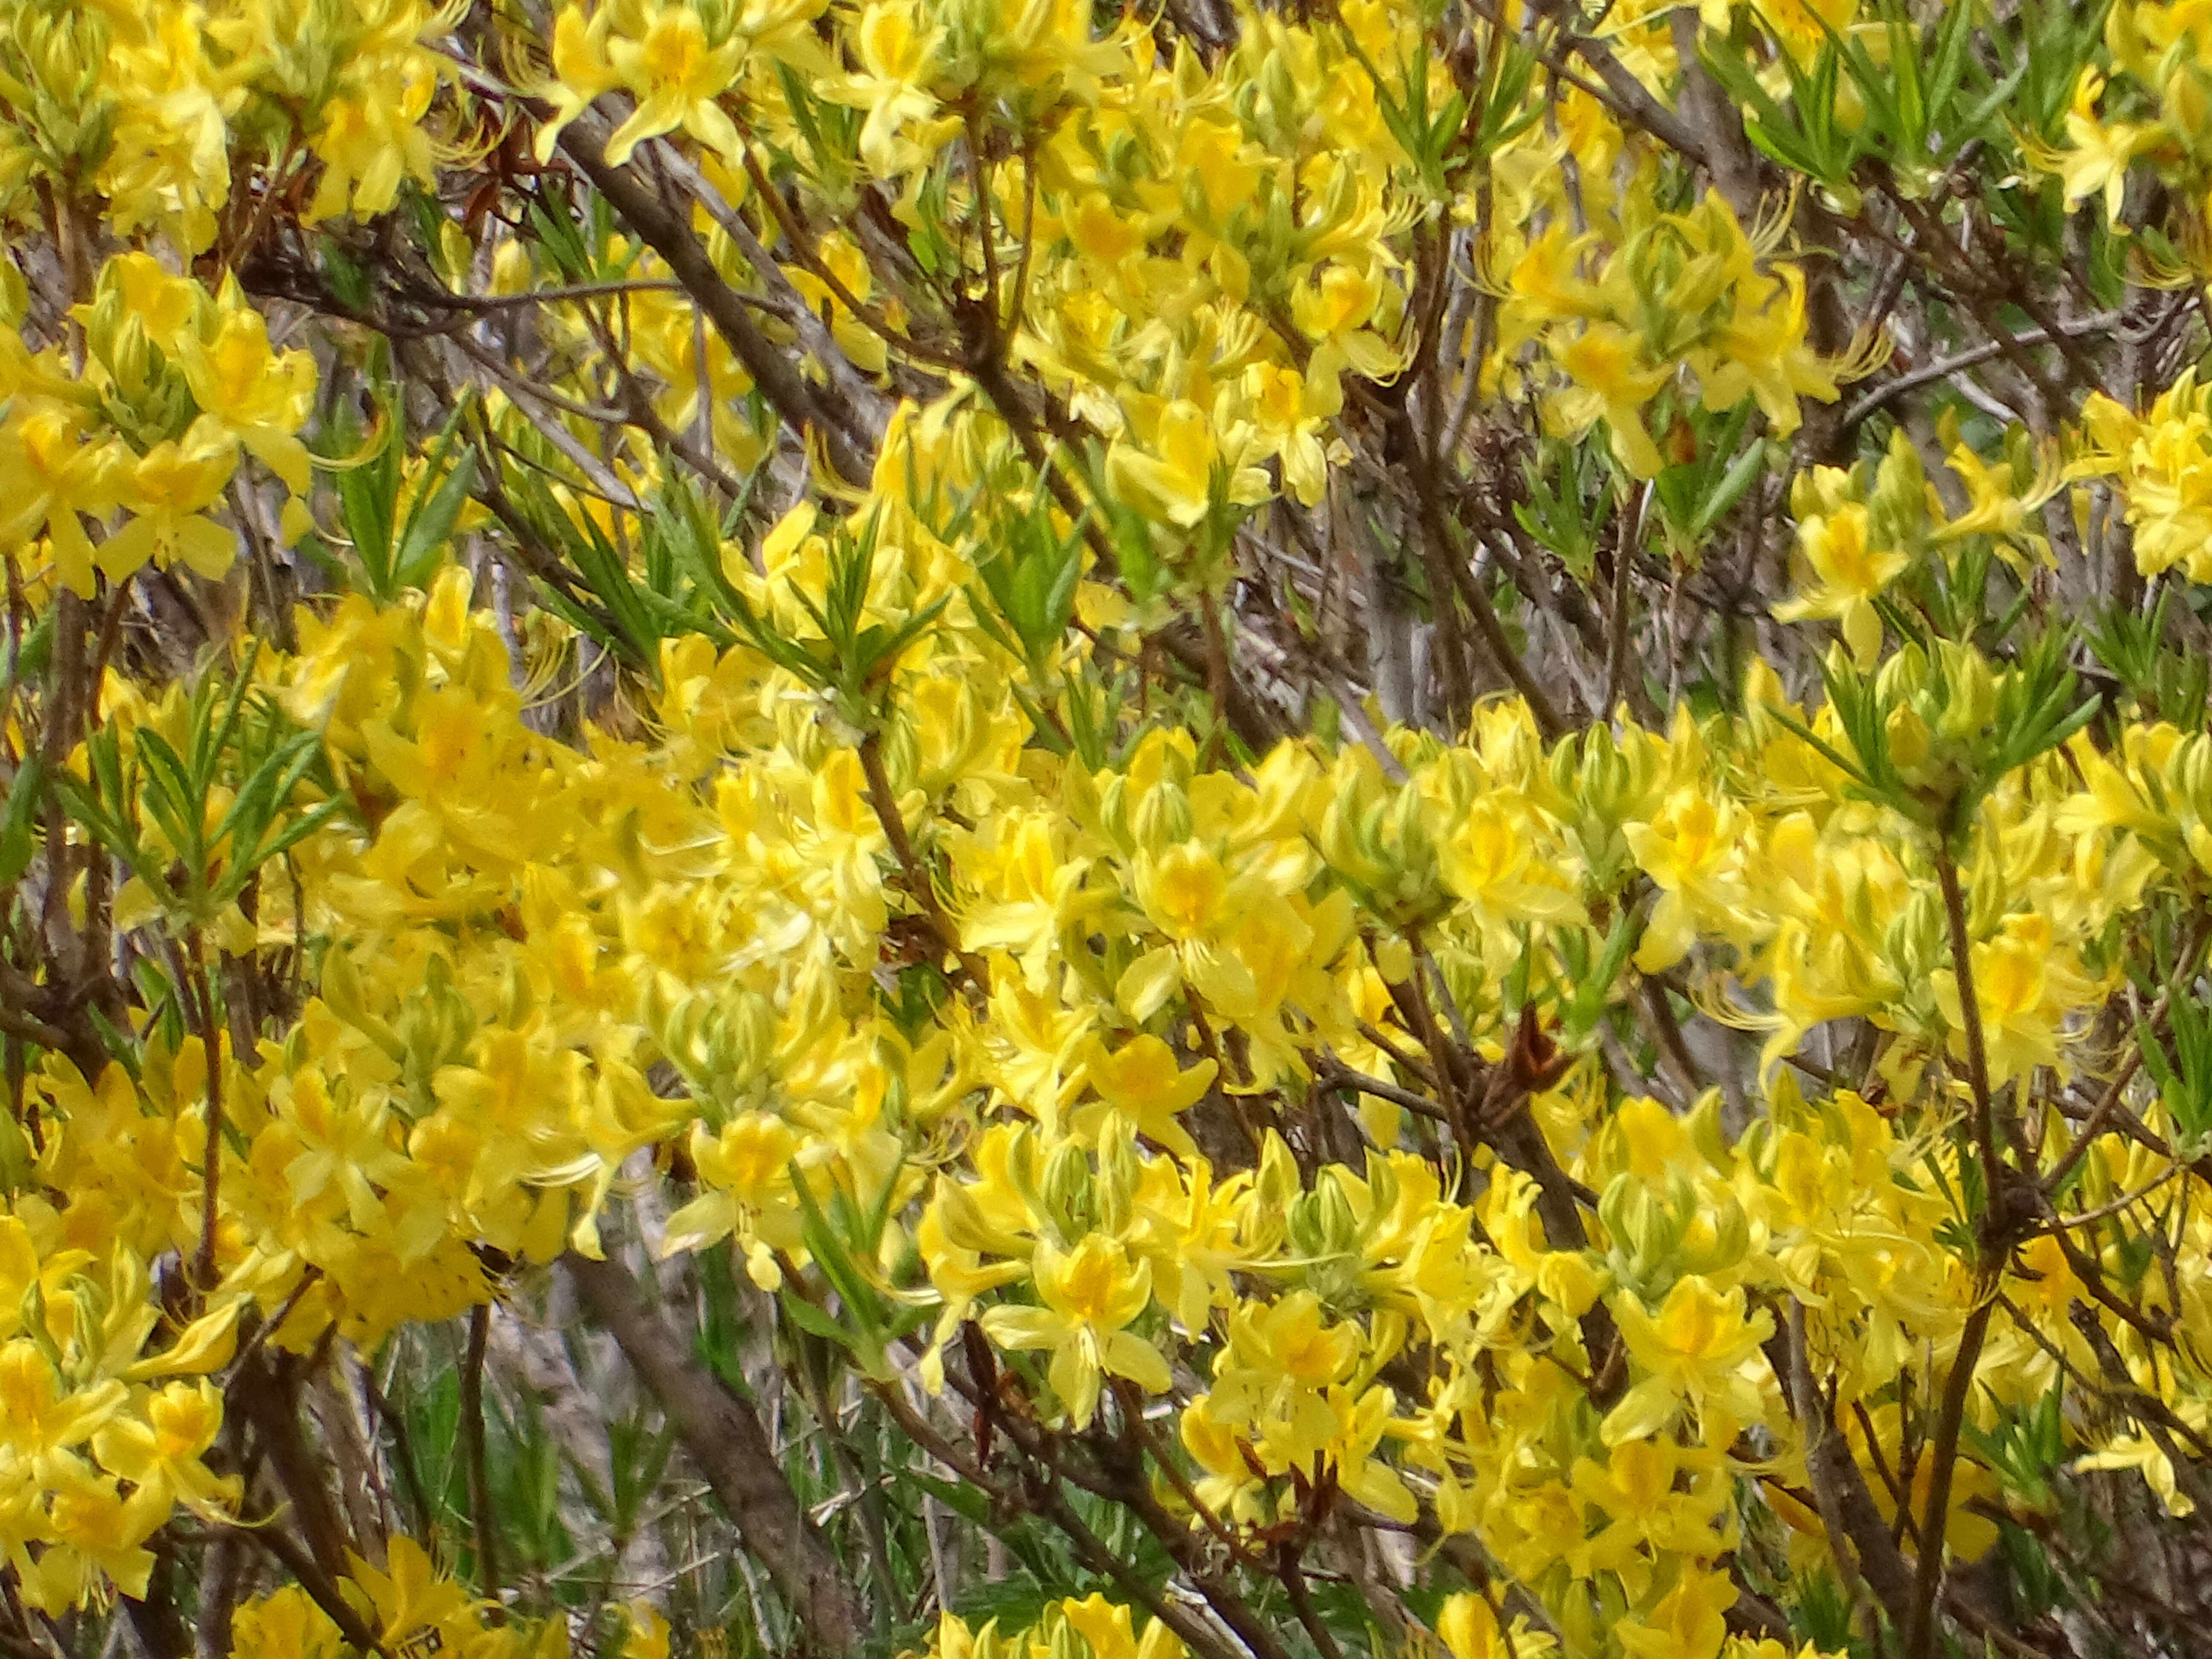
top-left (1934, 847), bottom-right (2002, 1203)
top-left (221, 1515), bottom-right (390, 1656)
top-left (563, 1250), bottom-right (870, 1654)
top-left (460, 1304), bottom-right (504, 1617)
top-left (1311, 1056), bottom-right (1454, 1124)
top-left (1783, 1304), bottom-right (1914, 1631)
top-left (1445, 544), bottom-right (1566, 742)
top-left (856, 729), bottom-right (991, 994)
top-left (556, 121), bottom-right (872, 486)
top-left (187, 934), bottom-right (224, 1295)
top-left (1903, 1293), bottom-right (1995, 1659)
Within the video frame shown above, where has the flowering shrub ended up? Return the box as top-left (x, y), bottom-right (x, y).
top-left (3, 0), bottom-right (2212, 1655)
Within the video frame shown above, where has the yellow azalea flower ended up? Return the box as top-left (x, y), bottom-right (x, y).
top-left (2035, 67), bottom-right (2168, 221)
top-left (1930, 910), bottom-right (2101, 1088)
top-left (659, 1112), bottom-right (809, 1279)
top-left (1132, 839), bottom-right (1229, 940)
top-left (604, 3), bottom-right (746, 166)
top-left (1077, 1034), bottom-right (1213, 1156)
top-left (1699, 265), bottom-right (1839, 436)
top-left (228, 1587), bottom-right (348, 1659)
top-left (1626, 787), bottom-right (1752, 973)
top-left (307, 52), bottom-right (441, 220)
top-left (978, 1232), bottom-right (1168, 1426)
top-left (89, 1380), bottom-right (242, 1519)
top-left (1602, 1275), bottom-right (1774, 1444)
top-left (1292, 262), bottom-right (1406, 380)
top-left (818, 0), bottom-right (957, 174)
top-left (1497, 223), bottom-right (1604, 338)
top-left (99, 418), bottom-right (240, 585)
top-left (1771, 501), bottom-right (1906, 667)
top-left (1566, 1436), bottom-right (1733, 1575)
top-left (1204, 1289), bottom-right (1359, 1461)
top-left (174, 305), bottom-right (316, 494)
top-left (1550, 322), bottom-right (1671, 478)
top-left (2077, 1430), bottom-right (2197, 1517)
top-left (0, 1340), bottom-right (128, 1461)
top-left (1615, 1568), bottom-right (1736, 1659)
top-left (1241, 361), bottom-right (1341, 507)
top-left (0, 407), bottom-right (130, 597)
top-left (1438, 1592), bottom-right (1556, 1659)
top-left (1105, 400), bottom-right (1271, 529)
top-left (533, 6), bottom-right (624, 163)
top-left (84, 251), bottom-right (203, 350)
top-left (342, 1535), bottom-right (492, 1655)
top-left (1057, 1594), bottom-right (1185, 1659)
top-left (1935, 436), bottom-right (2059, 562)
top-left (2074, 372), bottom-right (2212, 581)
top-left (23, 1469), bottom-right (169, 1612)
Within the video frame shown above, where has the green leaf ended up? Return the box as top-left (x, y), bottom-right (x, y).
top-left (1692, 439), bottom-right (1767, 540)
top-left (394, 449), bottom-right (479, 592)
top-left (0, 753), bottom-right (45, 887)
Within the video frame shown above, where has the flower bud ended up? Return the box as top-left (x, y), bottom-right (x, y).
top-left (1132, 776), bottom-right (1194, 849)
top-left (1039, 1137), bottom-right (1096, 1241)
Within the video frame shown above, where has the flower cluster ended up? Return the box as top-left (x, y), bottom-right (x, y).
top-left (6, 0), bottom-right (2212, 1652)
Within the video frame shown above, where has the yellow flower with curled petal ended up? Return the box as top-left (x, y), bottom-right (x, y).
top-left (0, 407), bottom-right (130, 597)
top-left (1077, 1033), bottom-right (1213, 1156)
top-left (93, 252), bottom-right (204, 351)
top-left (605, 3), bottom-right (746, 166)
top-left (2078, 1430), bottom-right (2197, 1517)
top-left (1058, 1593), bottom-right (1185, 1659)
top-left (1292, 262), bottom-right (1405, 380)
top-left (99, 418), bottom-right (240, 585)
top-left (1627, 787), bottom-right (1752, 973)
top-left (1550, 322), bottom-right (1671, 478)
top-left (1772, 500), bottom-right (1906, 667)
top-left (960, 810), bottom-right (1102, 990)
top-left (0, 1340), bottom-right (127, 1462)
top-left (916, 1182), bottom-right (1031, 1390)
top-left (175, 304), bottom-right (316, 494)
top-left (1700, 265), bottom-right (1838, 436)
top-left (1133, 839), bottom-right (1228, 940)
top-left (1567, 1435), bottom-right (1734, 1575)
top-left (1930, 910), bottom-right (2101, 1088)
top-left (819, 0), bottom-right (955, 175)
top-left (308, 52), bottom-right (440, 220)
top-left (2036, 67), bottom-right (2168, 221)
top-left (533, 5), bottom-right (623, 163)
top-left (978, 1233), bottom-right (1168, 1427)
top-left (659, 1112), bottom-right (806, 1280)
top-left (343, 1535), bottom-right (492, 1656)
top-left (1615, 1568), bottom-right (1735, 1659)
top-left (1205, 1289), bottom-right (1358, 1463)
top-left (2075, 372), bottom-right (2212, 581)
top-left (1242, 361), bottom-right (1341, 508)
top-left (24, 1468), bottom-right (169, 1612)
top-left (98, 7), bottom-right (243, 251)
top-left (90, 1380), bottom-right (241, 1520)
top-left (1602, 1275), bottom-right (1774, 1444)
top-left (1438, 797), bottom-right (1585, 931)
top-left (1176, 119), bottom-right (1264, 224)
top-left (1438, 1592), bottom-right (1556, 1659)
top-left (1106, 400), bottom-right (1272, 529)
top-left (1492, 223), bottom-right (1603, 348)
top-left (228, 1587), bottom-right (347, 1659)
